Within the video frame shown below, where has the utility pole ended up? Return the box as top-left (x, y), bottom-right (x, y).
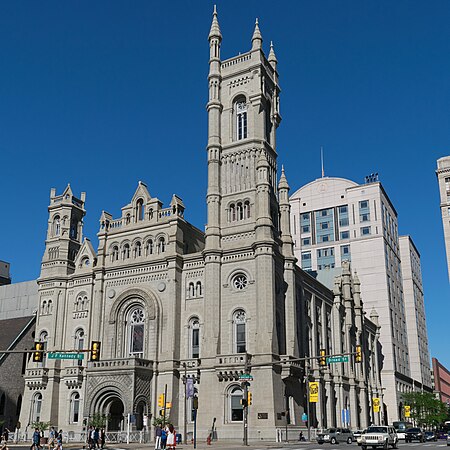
top-left (163, 384), bottom-right (167, 427)
top-left (183, 363), bottom-right (187, 446)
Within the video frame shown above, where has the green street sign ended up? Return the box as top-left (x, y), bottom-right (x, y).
top-left (326, 356), bottom-right (349, 364)
top-left (239, 373), bottom-right (253, 381)
top-left (48, 352), bottom-right (84, 360)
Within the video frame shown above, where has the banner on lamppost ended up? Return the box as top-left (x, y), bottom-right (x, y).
top-left (372, 397), bottom-right (380, 413)
top-left (186, 377), bottom-right (194, 398)
top-left (309, 382), bottom-right (319, 403)
top-left (404, 405), bottom-right (411, 418)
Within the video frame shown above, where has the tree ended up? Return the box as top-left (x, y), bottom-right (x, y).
top-left (88, 413), bottom-right (109, 429)
top-left (30, 421), bottom-right (51, 436)
top-left (402, 392), bottom-right (448, 428)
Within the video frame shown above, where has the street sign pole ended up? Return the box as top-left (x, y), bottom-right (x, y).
top-left (305, 362), bottom-right (311, 442)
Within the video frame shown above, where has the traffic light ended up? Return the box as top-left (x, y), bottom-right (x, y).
top-left (33, 342), bottom-right (44, 362)
top-left (319, 349), bottom-right (326, 366)
top-left (240, 397), bottom-right (248, 407)
top-left (355, 345), bottom-right (362, 363)
top-left (247, 392), bottom-right (252, 406)
top-left (193, 396), bottom-right (199, 410)
top-left (158, 394), bottom-right (165, 408)
top-left (90, 341), bottom-right (101, 361)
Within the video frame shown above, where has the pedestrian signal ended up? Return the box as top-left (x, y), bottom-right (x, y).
top-left (319, 349), bottom-right (326, 366)
top-left (193, 396), bottom-right (199, 410)
top-left (33, 342), bottom-right (44, 362)
top-left (158, 394), bottom-right (165, 407)
top-left (90, 341), bottom-right (101, 361)
top-left (247, 392), bottom-right (252, 406)
top-left (355, 345), bottom-right (362, 363)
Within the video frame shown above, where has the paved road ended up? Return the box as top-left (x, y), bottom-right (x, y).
top-left (9, 441), bottom-right (450, 450)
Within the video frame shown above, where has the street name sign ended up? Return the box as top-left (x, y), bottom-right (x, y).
top-left (48, 352), bottom-right (84, 360)
top-left (239, 373), bottom-right (253, 381)
top-left (326, 356), bottom-right (349, 364)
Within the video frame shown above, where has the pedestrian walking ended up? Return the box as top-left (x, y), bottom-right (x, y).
top-left (1, 428), bottom-right (9, 450)
top-left (53, 430), bottom-right (63, 450)
top-left (87, 426), bottom-right (94, 450)
top-left (30, 428), bottom-right (41, 450)
top-left (100, 428), bottom-right (105, 449)
top-left (166, 424), bottom-right (176, 450)
top-left (48, 427), bottom-right (56, 450)
top-left (93, 428), bottom-right (100, 449)
top-left (154, 424), bottom-right (162, 450)
top-left (160, 426), bottom-right (167, 450)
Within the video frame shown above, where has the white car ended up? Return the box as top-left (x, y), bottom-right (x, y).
top-left (360, 425), bottom-right (398, 450)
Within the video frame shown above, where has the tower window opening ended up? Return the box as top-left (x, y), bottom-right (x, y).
top-left (136, 199), bottom-right (144, 222)
top-left (123, 244), bottom-right (130, 259)
top-left (53, 216), bottom-right (61, 236)
top-left (146, 240), bottom-right (154, 255)
top-left (236, 101), bottom-right (248, 140)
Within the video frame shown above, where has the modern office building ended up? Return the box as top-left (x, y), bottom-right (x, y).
top-left (399, 236), bottom-right (432, 389)
top-left (290, 176), bottom-right (432, 422)
top-left (436, 156), bottom-right (450, 280)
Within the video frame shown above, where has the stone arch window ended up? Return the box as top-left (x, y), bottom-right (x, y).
top-left (39, 331), bottom-right (48, 367)
top-left (188, 282), bottom-right (195, 298)
top-left (122, 243), bottom-right (130, 260)
top-left (0, 392), bottom-right (5, 415)
top-left (231, 273), bottom-right (248, 291)
top-left (189, 317), bottom-right (200, 358)
top-left (75, 329), bottom-right (84, 367)
top-left (16, 394), bottom-right (22, 418)
top-left (53, 215), bottom-right (61, 236)
top-left (111, 245), bottom-right (119, 262)
top-left (228, 385), bottom-right (244, 422)
top-left (127, 307), bottom-right (145, 357)
top-left (32, 392), bottom-right (43, 422)
top-left (146, 239), bottom-right (154, 255)
top-left (235, 99), bottom-right (248, 140)
top-left (70, 219), bottom-right (78, 240)
top-left (195, 281), bottom-right (202, 297)
top-left (70, 392), bottom-right (81, 423)
top-left (148, 208), bottom-right (154, 220)
top-left (244, 201), bottom-right (251, 219)
top-left (237, 202), bottom-right (243, 220)
top-left (157, 237), bottom-right (166, 254)
top-left (233, 310), bottom-right (247, 354)
top-left (41, 300), bottom-right (47, 315)
top-left (229, 204), bottom-right (236, 222)
top-left (136, 199), bottom-right (144, 222)
top-left (134, 242), bottom-right (142, 258)
top-left (126, 213), bottom-right (131, 225)
top-left (47, 299), bottom-right (53, 314)
top-left (80, 256), bottom-right (90, 268)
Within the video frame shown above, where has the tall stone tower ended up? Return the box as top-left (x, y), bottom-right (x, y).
top-left (436, 156), bottom-right (450, 280)
top-left (201, 8), bottom-right (298, 437)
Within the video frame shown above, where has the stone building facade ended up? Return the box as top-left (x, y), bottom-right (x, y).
top-left (436, 156), bottom-right (450, 280)
top-left (19, 10), bottom-right (383, 440)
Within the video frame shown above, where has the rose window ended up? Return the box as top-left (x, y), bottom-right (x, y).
top-left (232, 274), bottom-right (248, 290)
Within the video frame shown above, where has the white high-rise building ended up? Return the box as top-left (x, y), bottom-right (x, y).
top-left (290, 176), bottom-right (431, 423)
top-left (436, 156), bottom-right (450, 280)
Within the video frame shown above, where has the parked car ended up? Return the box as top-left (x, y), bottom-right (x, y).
top-left (405, 427), bottom-right (424, 443)
top-left (360, 425), bottom-right (398, 449)
top-left (447, 434), bottom-right (450, 446)
top-left (355, 429), bottom-right (366, 446)
top-left (424, 431), bottom-right (437, 442)
top-left (317, 428), bottom-right (354, 444)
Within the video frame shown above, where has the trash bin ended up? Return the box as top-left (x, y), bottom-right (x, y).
top-left (176, 433), bottom-right (182, 444)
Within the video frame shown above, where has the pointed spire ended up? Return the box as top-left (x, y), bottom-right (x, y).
top-left (251, 18), bottom-right (263, 50)
top-left (268, 41), bottom-right (278, 68)
top-left (278, 165), bottom-right (290, 190)
top-left (208, 5), bottom-right (222, 41)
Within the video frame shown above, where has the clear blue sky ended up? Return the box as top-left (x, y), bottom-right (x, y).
top-left (1, 1), bottom-right (449, 367)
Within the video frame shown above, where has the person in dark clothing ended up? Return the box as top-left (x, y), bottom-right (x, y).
top-left (30, 428), bottom-right (41, 450)
top-left (93, 428), bottom-right (99, 449)
top-left (100, 428), bottom-right (105, 449)
top-left (155, 424), bottom-right (162, 450)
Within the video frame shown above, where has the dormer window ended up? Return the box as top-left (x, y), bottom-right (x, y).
top-left (236, 101), bottom-right (248, 140)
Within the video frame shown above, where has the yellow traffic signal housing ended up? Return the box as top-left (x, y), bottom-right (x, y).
top-left (355, 345), bottom-right (362, 363)
top-left (90, 341), bottom-right (101, 361)
top-left (247, 392), bottom-right (252, 406)
top-left (319, 349), bottom-right (326, 366)
top-left (33, 342), bottom-right (44, 362)
top-left (158, 394), bottom-right (165, 408)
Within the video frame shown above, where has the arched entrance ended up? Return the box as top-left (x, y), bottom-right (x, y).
top-left (106, 397), bottom-right (125, 431)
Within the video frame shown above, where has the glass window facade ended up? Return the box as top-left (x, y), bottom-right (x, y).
top-left (341, 244), bottom-right (351, 262)
top-left (300, 213), bottom-right (311, 234)
top-left (317, 247), bottom-right (335, 270)
top-left (338, 205), bottom-right (349, 227)
top-left (361, 226), bottom-right (371, 236)
top-left (301, 251), bottom-right (312, 270)
top-left (315, 208), bottom-right (334, 244)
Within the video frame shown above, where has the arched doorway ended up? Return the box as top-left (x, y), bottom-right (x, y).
top-left (106, 397), bottom-right (124, 431)
top-left (135, 400), bottom-right (146, 431)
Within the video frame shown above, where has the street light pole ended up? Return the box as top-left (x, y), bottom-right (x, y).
top-left (183, 363), bottom-right (187, 446)
top-left (305, 362), bottom-right (311, 442)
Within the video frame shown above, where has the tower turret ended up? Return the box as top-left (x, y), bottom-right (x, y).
top-left (251, 18), bottom-right (263, 51)
top-left (41, 184), bottom-right (86, 279)
top-left (277, 166), bottom-right (294, 257)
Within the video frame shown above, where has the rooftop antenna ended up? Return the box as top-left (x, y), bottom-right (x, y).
top-left (321, 146), bottom-right (325, 178)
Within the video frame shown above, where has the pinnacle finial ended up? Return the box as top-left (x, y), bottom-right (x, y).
top-left (209, 5), bottom-right (222, 40)
top-left (278, 165), bottom-right (290, 190)
top-left (268, 40), bottom-right (278, 67)
top-left (251, 17), bottom-right (263, 50)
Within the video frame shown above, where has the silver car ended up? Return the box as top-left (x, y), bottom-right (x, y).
top-left (317, 427), bottom-right (354, 445)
